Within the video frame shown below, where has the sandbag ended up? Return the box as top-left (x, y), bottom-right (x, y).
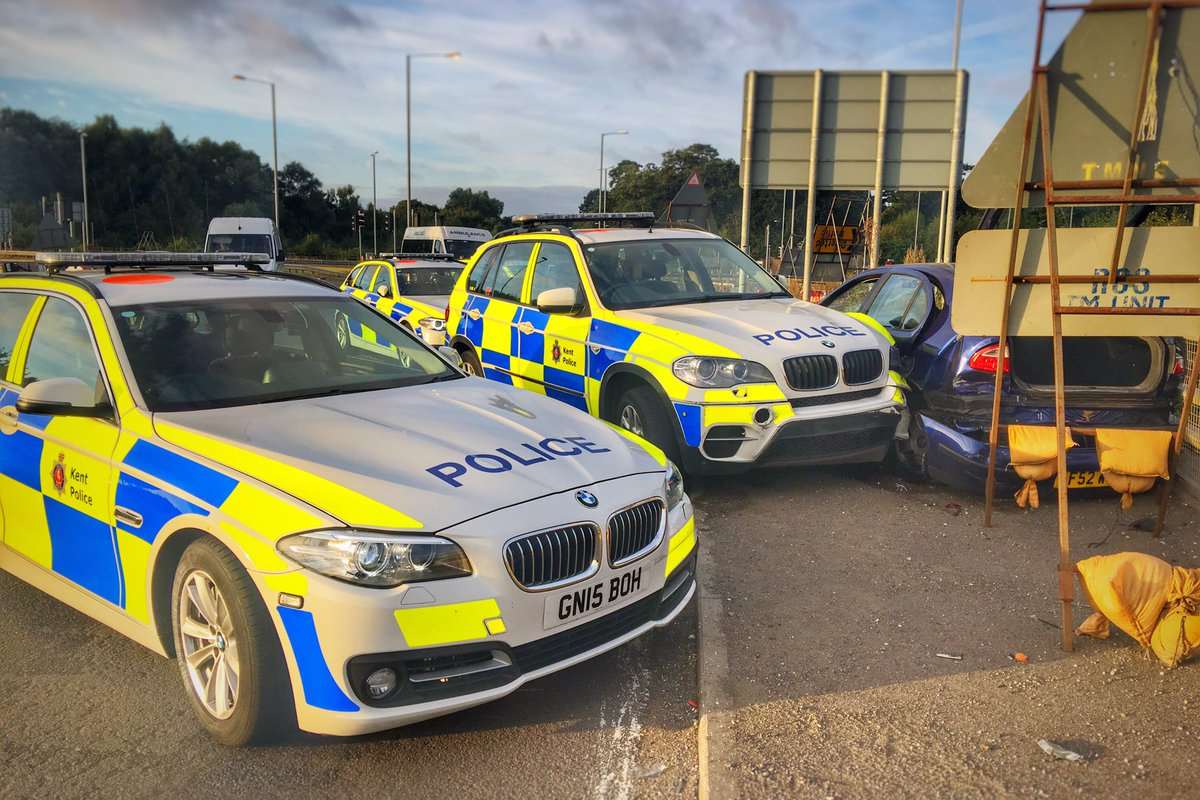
top-left (1075, 611), bottom-right (1111, 639)
top-left (1149, 566), bottom-right (1200, 667)
top-left (1076, 552), bottom-right (1172, 647)
top-left (1095, 429), bottom-right (1172, 510)
top-left (1008, 425), bottom-right (1075, 509)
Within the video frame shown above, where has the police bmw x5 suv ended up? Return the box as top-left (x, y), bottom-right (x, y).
top-left (446, 213), bottom-right (905, 474)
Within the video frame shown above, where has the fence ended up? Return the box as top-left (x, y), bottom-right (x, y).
top-left (1180, 338), bottom-right (1200, 499)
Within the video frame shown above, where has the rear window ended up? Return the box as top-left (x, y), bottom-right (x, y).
top-left (402, 238), bottom-right (436, 254)
top-left (1010, 337), bottom-right (1158, 388)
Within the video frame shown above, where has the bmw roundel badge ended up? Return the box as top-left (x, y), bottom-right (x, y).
top-left (821, 339), bottom-right (836, 349)
top-left (575, 489), bottom-right (599, 508)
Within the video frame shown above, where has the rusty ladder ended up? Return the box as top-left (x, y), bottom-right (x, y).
top-left (981, 0), bottom-right (1200, 651)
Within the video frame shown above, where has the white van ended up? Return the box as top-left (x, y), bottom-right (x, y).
top-left (401, 225), bottom-right (491, 261)
top-left (203, 217), bottom-right (284, 271)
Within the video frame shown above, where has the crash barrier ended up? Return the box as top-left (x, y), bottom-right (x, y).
top-left (282, 262), bottom-right (351, 286)
top-left (1076, 552), bottom-right (1200, 668)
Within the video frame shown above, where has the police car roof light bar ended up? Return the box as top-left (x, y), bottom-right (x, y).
top-left (36, 251), bottom-right (273, 274)
top-left (385, 252), bottom-right (462, 262)
top-left (510, 212), bottom-right (656, 227)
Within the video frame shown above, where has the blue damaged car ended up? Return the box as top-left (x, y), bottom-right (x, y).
top-left (822, 264), bottom-right (1185, 493)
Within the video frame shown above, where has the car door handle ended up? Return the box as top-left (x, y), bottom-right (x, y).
top-left (114, 506), bottom-right (143, 528)
top-left (0, 406), bottom-right (17, 435)
top-left (517, 321), bottom-right (536, 335)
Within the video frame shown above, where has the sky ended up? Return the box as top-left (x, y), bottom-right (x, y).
top-left (0, 0), bottom-right (1072, 214)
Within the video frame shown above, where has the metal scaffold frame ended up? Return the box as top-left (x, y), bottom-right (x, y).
top-left (981, 0), bottom-right (1200, 651)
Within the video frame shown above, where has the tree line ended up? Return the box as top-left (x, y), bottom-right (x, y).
top-left (0, 108), bottom-right (504, 257)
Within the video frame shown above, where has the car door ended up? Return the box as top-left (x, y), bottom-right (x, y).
top-left (6, 295), bottom-right (123, 607)
top-left (862, 273), bottom-right (933, 348)
top-left (477, 241), bottom-right (535, 384)
top-left (512, 240), bottom-right (590, 410)
top-left (0, 290), bottom-right (41, 548)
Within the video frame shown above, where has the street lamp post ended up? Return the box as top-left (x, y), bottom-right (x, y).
top-left (232, 74), bottom-right (279, 229)
top-left (406, 51), bottom-right (461, 228)
top-left (79, 131), bottom-right (89, 251)
top-left (370, 151), bottom-right (379, 256)
top-left (599, 130), bottom-right (628, 214)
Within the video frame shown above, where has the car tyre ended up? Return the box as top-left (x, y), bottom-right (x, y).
top-left (614, 384), bottom-right (682, 465)
top-left (171, 537), bottom-right (295, 746)
top-left (895, 412), bottom-right (930, 481)
top-left (459, 346), bottom-right (484, 377)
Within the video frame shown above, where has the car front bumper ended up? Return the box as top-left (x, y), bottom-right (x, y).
top-left (260, 474), bottom-right (697, 737)
top-left (679, 385), bottom-right (904, 470)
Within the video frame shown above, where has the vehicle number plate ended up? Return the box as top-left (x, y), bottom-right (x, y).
top-left (1065, 470), bottom-right (1106, 489)
top-left (544, 566), bottom-right (647, 630)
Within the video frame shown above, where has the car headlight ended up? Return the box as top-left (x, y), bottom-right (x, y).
top-left (664, 460), bottom-right (685, 511)
top-left (419, 316), bottom-right (446, 332)
top-left (277, 530), bottom-right (471, 587)
top-left (672, 356), bottom-right (774, 388)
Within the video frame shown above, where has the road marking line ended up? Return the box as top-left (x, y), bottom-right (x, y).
top-left (593, 646), bottom-right (648, 800)
top-left (697, 511), bottom-right (734, 800)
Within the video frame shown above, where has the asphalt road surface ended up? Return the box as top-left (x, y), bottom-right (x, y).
top-left (699, 464), bottom-right (1200, 798)
top-left (0, 569), bottom-right (698, 800)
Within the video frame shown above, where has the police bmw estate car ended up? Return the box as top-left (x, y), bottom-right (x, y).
top-left (0, 252), bottom-right (696, 745)
top-left (340, 254), bottom-right (463, 347)
top-left (446, 213), bottom-right (904, 474)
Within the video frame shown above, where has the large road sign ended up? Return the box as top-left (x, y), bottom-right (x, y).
top-left (952, 226), bottom-right (1200, 337)
top-left (738, 68), bottom-right (968, 277)
top-left (963, 4), bottom-right (1200, 208)
top-left (740, 70), bottom-right (967, 191)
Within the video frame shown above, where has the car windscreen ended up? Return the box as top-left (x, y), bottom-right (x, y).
top-left (582, 237), bottom-right (790, 310)
top-left (206, 233), bottom-right (273, 256)
top-left (396, 265), bottom-right (463, 296)
top-left (444, 239), bottom-right (483, 260)
top-left (112, 296), bottom-right (459, 412)
top-left (401, 238), bottom-right (436, 254)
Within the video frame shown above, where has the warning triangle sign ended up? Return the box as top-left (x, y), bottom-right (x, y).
top-left (667, 171), bottom-right (711, 228)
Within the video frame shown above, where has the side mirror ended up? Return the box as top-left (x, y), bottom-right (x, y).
top-left (437, 346), bottom-right (464, 370)
top-left (16, 378), bottom-right (110, 418)
top-left (277, 251), bottom-right (287, 263)
top-left (536, 287), bottom-right (579, 314)
top-left (376, 283), bottom-right (391, 297)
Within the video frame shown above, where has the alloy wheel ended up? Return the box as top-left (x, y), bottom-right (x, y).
top-left (178, 570), bottom-right (240, 720)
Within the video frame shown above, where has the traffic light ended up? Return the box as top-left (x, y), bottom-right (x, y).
top-left (353, 208), bottom-right (366, 232)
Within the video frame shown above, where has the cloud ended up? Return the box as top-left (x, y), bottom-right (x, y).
top-left (0, 0), bottom-right (1047, 196)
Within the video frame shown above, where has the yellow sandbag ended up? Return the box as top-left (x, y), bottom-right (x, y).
top-left (1008, 425), bottom-right (1075, 509)
top-left (1095, 429), bottom-right (1172, 509)
top-left (1076, 611), bottom-right (1111, 639)
top-left (1076, 552), bottom-right (1172, 647)
top-left (1150, 567), bottom-right (1200, 668)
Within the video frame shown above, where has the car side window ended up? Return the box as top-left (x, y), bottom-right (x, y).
top-left (372, 266), bottom-right (393, 295)
top-left (529, 242), bottom-right (583, 306)
top-left (827, 278), bottom-right (878, 313)
top-left (345, 266), bottom-right (362, 288)
top-left (866, 275), bottom-right (930, 332)
top-left (22, 297), bottom-right (105, 391)
top-left (0, 292), bottom-right (37, 381)
top-left (485, 242), bottom-right (534, 302)
top-left (354, 265), bottom-right (379, 292)
top-left (467, 246), bottom-right (502, 293)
